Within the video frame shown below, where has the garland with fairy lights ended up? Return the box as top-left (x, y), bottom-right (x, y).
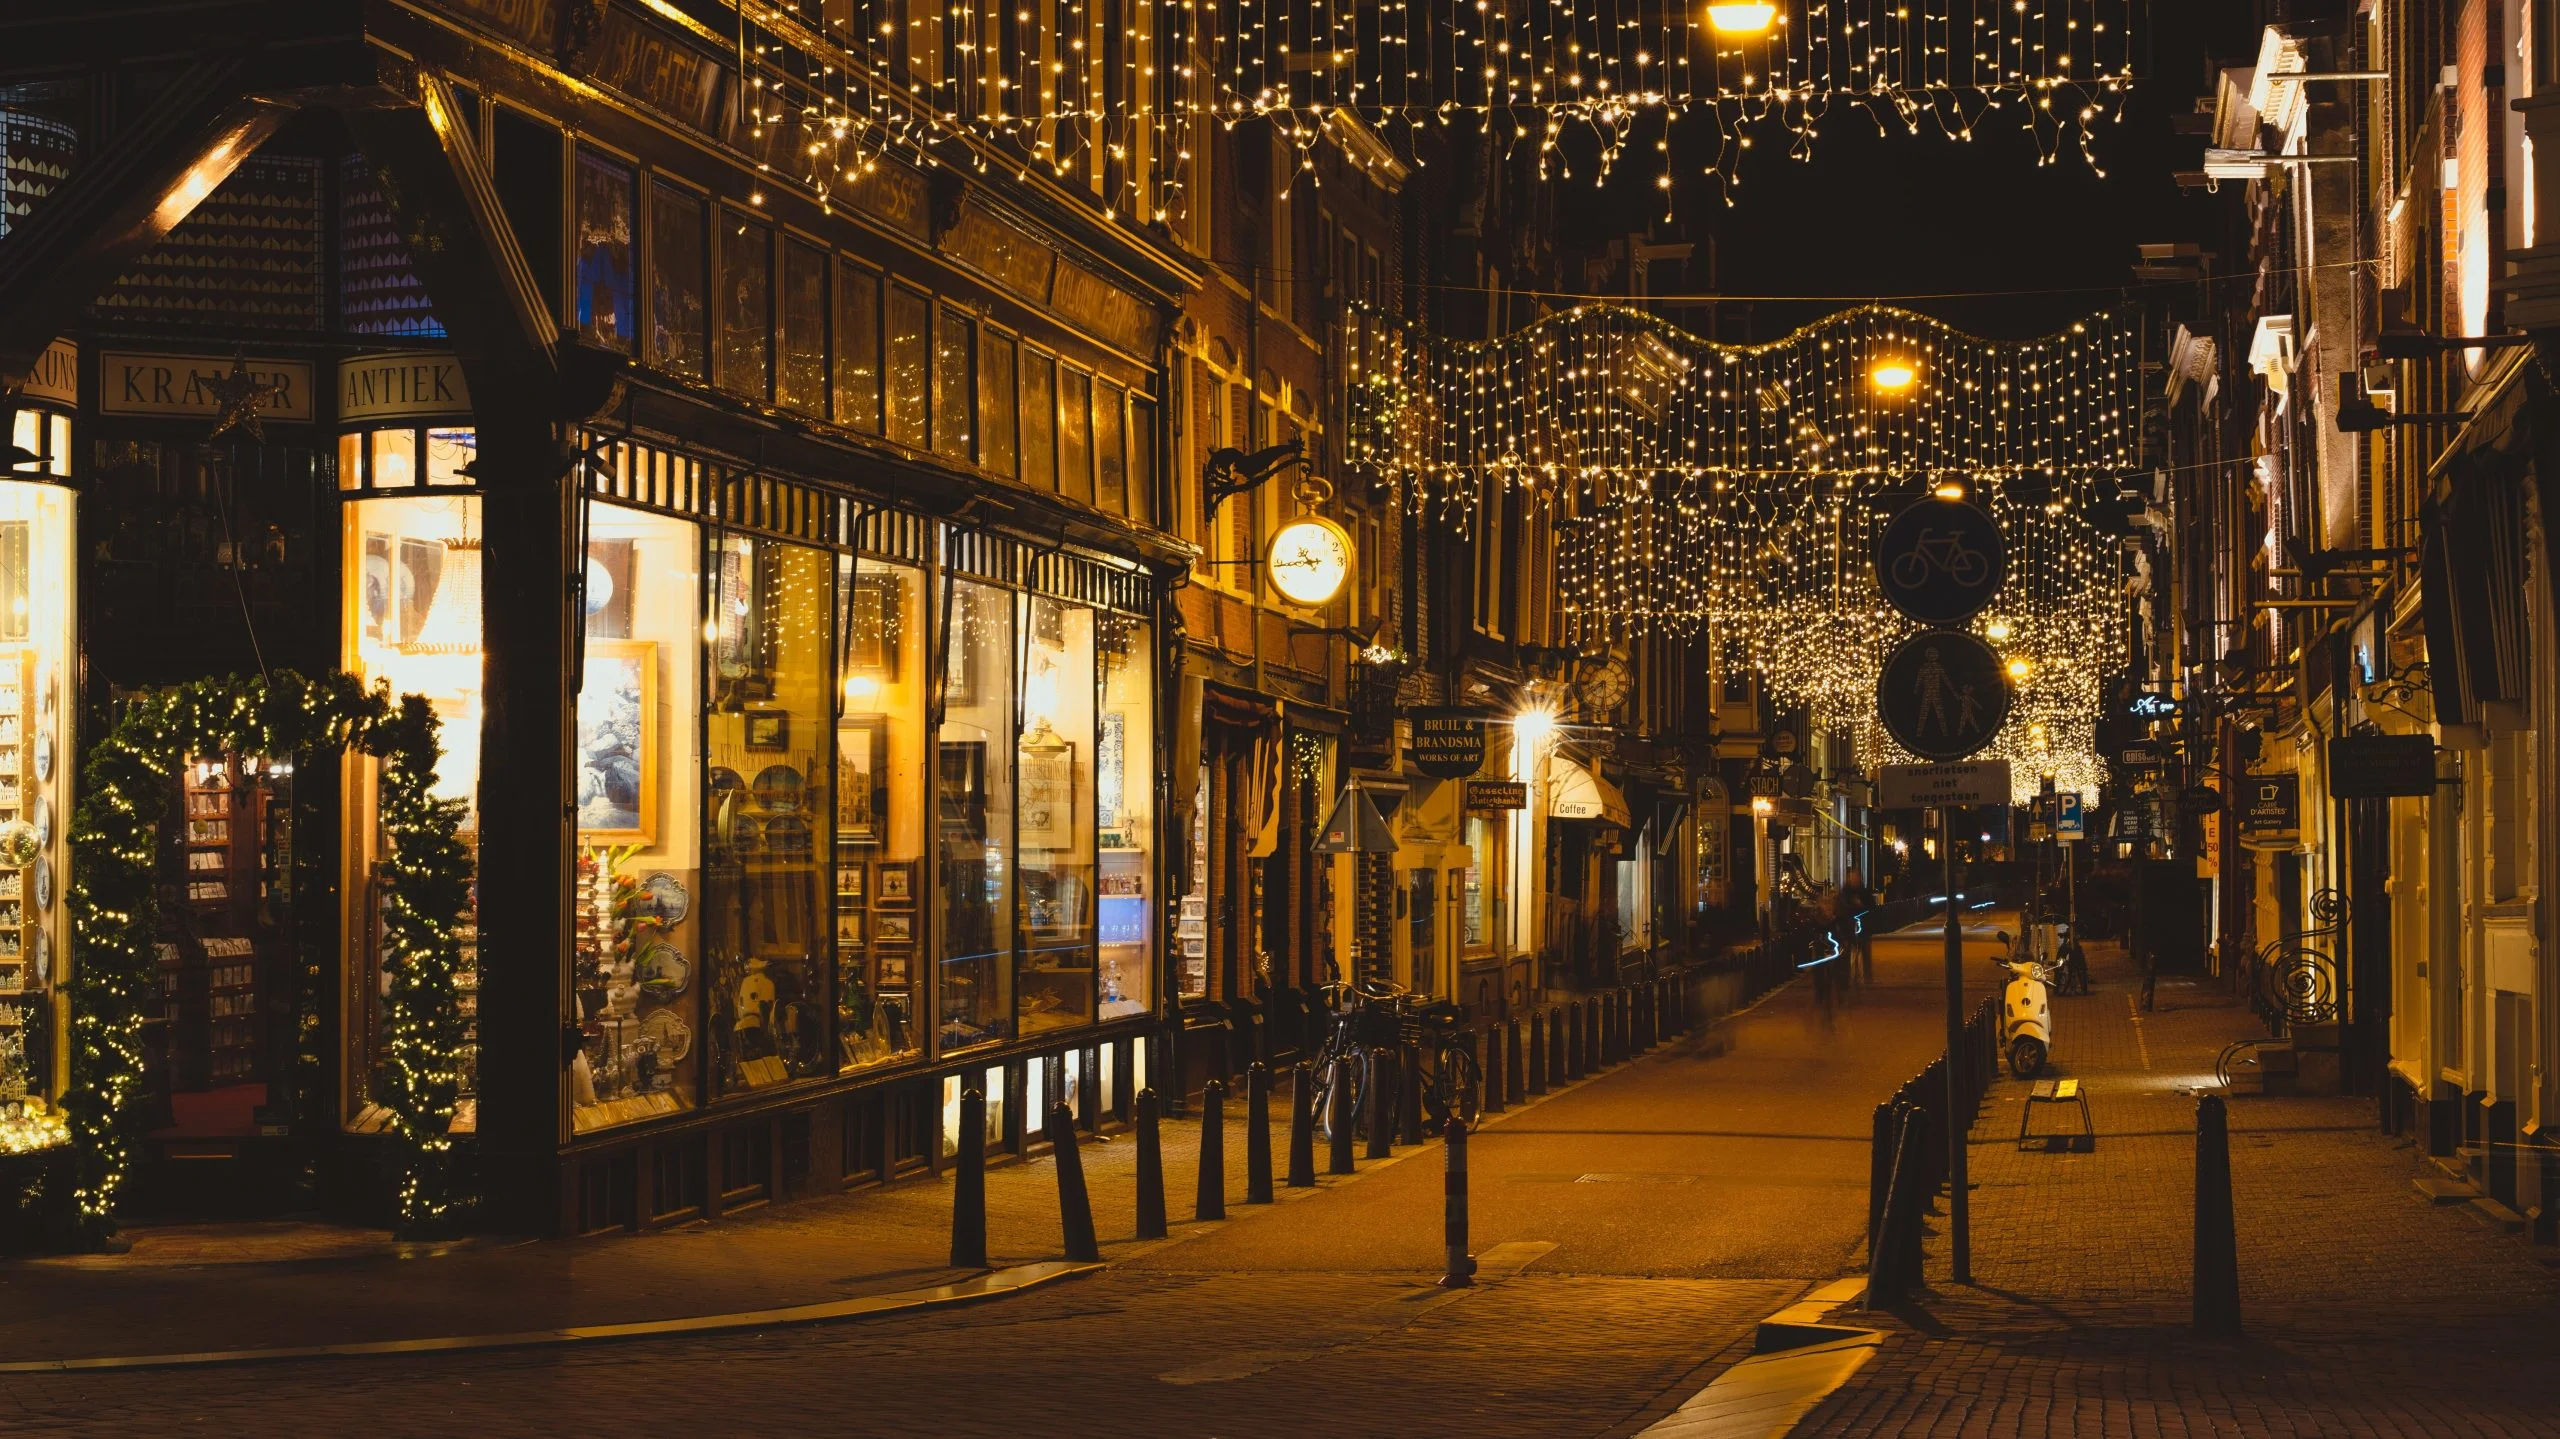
top-left (66, 672), bottom-right (471, 1242)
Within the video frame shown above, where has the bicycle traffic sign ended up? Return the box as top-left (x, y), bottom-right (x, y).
top-left (1876, 629), bottom-right (2010, 761)
top-left (1875, 497), bottom-right (2007, 625)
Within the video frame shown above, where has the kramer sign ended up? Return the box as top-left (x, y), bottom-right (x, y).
top-left (338, 351), bottom-right (472, 422)
top-left (1879, 760), bottom-right (2013, 809)
top-left (99, 351), bottom-right (314, 422)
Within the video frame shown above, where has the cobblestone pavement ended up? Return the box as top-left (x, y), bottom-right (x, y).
top-left (0, 933), bottom-right (1989, 1434)
top-left (1804, 938), bottom-right (2560, 1439)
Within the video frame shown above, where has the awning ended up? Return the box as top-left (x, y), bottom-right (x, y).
top-left (1546, 756), bottom-right (1632, 825)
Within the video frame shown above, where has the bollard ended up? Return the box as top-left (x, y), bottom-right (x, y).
top-left (2193, 1094), bottom-right (2242, 1335)
top-left (1330, 1055), bottom-right (1360, 1174)
top-left (1367, 1051), bottom-right (1396, 1159)
top-left (1196, 1077), bottom-right (1228, 1221)
top-left (1866, 1101), bottom-right (1895, 1258)
top-left (1565, 1001), bottom-right (1586, 1079)
top-left (1527, 1013), bottom-right (1549, 1095)
top-left (951, 1086), bottom-right (988, 1268)
top-left (1505, 1019), bottom-right (1526, 1106)
top-left (1550, 1006), bottom-right (1568, 1085)
top-left (1440, 1113), bottom-right (1477, 1289)
top-left (1047, 1101), bottom-right (1101, 1262)
top-left (1398, 1045), bottom-right (1426, 1145)
top-left (1134, 1087), bottom-right (1168, 1239)
top-left (1599, 994), bottom-right (1616, 1065)
top-left (1244, 1062), bottom-right (1275, 1204)
top-left (1482, 1028), bottom-right (1507, 1115)
top-left (1287, 1060), bottom-right (1317, 1188)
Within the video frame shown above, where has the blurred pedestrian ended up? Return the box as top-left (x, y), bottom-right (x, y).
top-left (1838, 867), bottom-right (1878, 984)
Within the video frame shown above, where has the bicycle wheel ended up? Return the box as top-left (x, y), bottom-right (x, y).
top-left (1948, 546), bottom-right (1990, 588)
top-left (1889, 550), bottom-right (1931, 589)
top-left (1312, 1046), bottom-right (1369, 1141)
top-left (1435, 1048), bottom-right (1483, 1129)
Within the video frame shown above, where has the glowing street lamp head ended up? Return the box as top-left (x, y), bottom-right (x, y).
top-left (1983, 619), bottom-right (2012, 643)
top-left (2004, 657), bottom-right (2035, 681)
top-left (1513, 705), bottom-right (1558, 749)
top-left (1932, 481), bottom-right (1967, 501)
top-left (1706, 1), bottom-right (1778, 33)
top-left (1870, 358), bottom-right (1919, 393)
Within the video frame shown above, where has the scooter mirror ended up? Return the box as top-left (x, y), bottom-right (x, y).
top-left (1994, 931), bottom-right (2010, 945)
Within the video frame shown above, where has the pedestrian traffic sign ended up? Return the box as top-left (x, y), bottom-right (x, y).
top-left (1879, 760), bottom-right (2013, 809)
top-left (1875, 629), bottom-right (2010, 761)
top-left (2056, 792), bottom-right (2085, 839)
top-left (1875, 497), bottom-right (2009, 625)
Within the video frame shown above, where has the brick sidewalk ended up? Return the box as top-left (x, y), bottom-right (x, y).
top-left (1803, 936), bottom-right (2560, 1438)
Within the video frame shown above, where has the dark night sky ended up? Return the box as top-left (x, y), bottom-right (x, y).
top-left (1562, 2), bottom-right (2267, 340)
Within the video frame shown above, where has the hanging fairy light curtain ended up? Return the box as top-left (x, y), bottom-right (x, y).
top-left (1348, 300), bottom-right (2136, 797)
top-left (1215, 0), bottom-right (2138, 194)
top-left (706, 0), bottom-right (1199, 227)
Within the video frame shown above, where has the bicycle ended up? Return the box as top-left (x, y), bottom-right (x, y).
top-left (1888, 527), bottom-right (1992, 590)
top-left (1408, 997), bottom-right (1482, 1131)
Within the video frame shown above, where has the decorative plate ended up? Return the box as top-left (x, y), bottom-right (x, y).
top-left (751, 764), bottom-right (806, 812)
top-left (708, 766), bottom-right (745, 797)
top-left (634, 941), bottom-right (689, 998)
top-left (642, 1006), bottom-right (693, 1062)
top-left (32, 858), bottom-right (52, 912)
top-left (29, 798), bottom-right (49, 849)
top-left (32, 731), bottom-right (50, 783)
top-left (760, 814), bottom-right (814, 862)
top-left (640, 871), bottom-right (691, 926)
top-left (32, 929), bottom-right (48, 985)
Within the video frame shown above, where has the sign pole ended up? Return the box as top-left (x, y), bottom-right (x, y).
top-left (1943, 804), bottom-right (1970, 1285)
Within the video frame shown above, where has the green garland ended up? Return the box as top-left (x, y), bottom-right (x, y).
top-left (66, 671), bottom-right (473, 1241)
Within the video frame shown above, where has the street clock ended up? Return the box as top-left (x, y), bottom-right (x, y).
top-left (1266, 515), bottom-right (1353, 607)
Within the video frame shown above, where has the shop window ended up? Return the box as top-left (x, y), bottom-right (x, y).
top-left (1098, 615), bottom-right (1154, 1018)
top-left (6, 407), bottom-right (72, 480)
top-left (836, 557), bottom-right (927, 1073)
top-left (1059, 367), bottom-right (1093, 504)
top-left (647, 181), bottom-right (707, 379)
top-left (1179, 773), bottom-right (1208, 997)
top-left (884, 285), bottom-right (929, 450)
top-left (718, 208), bottom-right (772, 401)
top-left (1021, 350), bottom-right (1059, 491)
top-left (0, 481), bottom-right (74, 1117)
top-left (980, 333), bottom-right (1018, 480)
top-left (341, 492), bottom-right (483, 1130)
top-left (939, 580), bottom-right (1015, 1051)
top-left (573, 149), bottom-right (636, 351)
top-left (369, 428), bottom-right (417, 489)
top-left (1463, 816), bottom-right (1495, 951)
top-left (1017, 598), bottom-right (1095, 1035)
top-left (569, 502), bottom-right (703, 1134)
top-left (705, 535), bottom-right (832, 1094)
top-left (1094, 379), bottom-right (1127, 516)
top-left (835, 261), bottom-right (883, 433)
top-left (423, 428), bottom-right (476, 488)
top-left (778, 237), bottom-right (828, 416)
top-left (933, 305), bottom-right (974, 464)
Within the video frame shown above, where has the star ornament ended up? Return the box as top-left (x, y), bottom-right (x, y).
top-left (205, 354), bottom-right (286, 443)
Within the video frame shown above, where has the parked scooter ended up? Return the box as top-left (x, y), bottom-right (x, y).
top-left (1993, 930), bottom-right (2055, 1079)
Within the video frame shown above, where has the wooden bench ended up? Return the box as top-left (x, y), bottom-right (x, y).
top-left (2018, 1077), bottom-right (2095, 1152)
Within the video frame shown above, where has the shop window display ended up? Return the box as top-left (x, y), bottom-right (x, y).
top-left (569, 503), bottom-right (703, 1133)
top-left (938, 580), bottom-right (1014, 1051)
top-left (1096, 616), bottom-right (1153, 1020)
top-left (648, 181), bottom-right (707, 379)
top-left (835, 261), bottom-right (882, 433)
top-left (341, 491), bottom-right (482, 1130)
top-left (1016, 598), bottom-right (1094, 1034)
top-left (835, 556), bottom-right (926, 1072)
top-left (705, 535), bottom-right (833, 1094)
top-left (573, 149), bottom-right (636, 350)
top-left (0, 479), bottom-right (74, 1133)
top-left (718, 208), bottom-right (772, 401)
top-left (1463, 816), bottom-right (1496, 950)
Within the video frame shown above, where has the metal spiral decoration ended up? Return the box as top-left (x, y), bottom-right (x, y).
top-left (2262, 946), bottom-right (2340, 1026)
top-left (2308, 888), bottom-right (2350, 929)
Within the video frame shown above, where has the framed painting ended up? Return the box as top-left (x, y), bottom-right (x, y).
top-left (1018, 738), bottom-right (1077, 850)
top-left (574, 639), bottom-right (658, 843)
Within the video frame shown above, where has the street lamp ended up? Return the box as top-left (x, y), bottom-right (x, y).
top-left (1512, 704), bottom-right (1558, 750)
top-left (2005, 656), bottom-right (2035, 681)
top-left (1706, 2), bottom-right (1777, 33)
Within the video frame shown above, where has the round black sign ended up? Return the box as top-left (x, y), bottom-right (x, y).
top-left (1876, 630), bottom-right (2011, 761)
top-left (1875, 498), bottom-right (2008, 625)
top-left (2182, 785), bottom-right (2226, 816)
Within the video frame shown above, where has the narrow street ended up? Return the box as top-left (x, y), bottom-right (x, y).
top-left (0, 934), bottom-right (1994, 1436)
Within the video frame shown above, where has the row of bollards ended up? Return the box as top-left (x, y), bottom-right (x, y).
top-left (945, 973), bottom-right (1705, 1277)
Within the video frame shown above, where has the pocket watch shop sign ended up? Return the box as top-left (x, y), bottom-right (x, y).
top-left (1410, 709), bottom-right (1487, 779)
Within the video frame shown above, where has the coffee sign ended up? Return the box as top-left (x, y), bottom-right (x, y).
top-left (100, 351), bottom-right (315, 422)
top-left (338, 351), bottom-right (472, 422)
top-left (1410, 708), bottom-right (1487, 779)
